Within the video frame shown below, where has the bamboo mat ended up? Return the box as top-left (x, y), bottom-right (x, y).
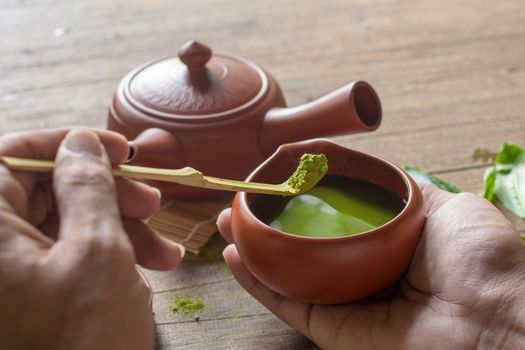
top-left (147, 198), bottom-right (232, 254)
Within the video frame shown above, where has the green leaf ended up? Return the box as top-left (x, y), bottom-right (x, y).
top-left (482, 165), bottom-right (496, 201)
top-left (402, 166), bottom-right (462, 194)
top-left (482, 142), bottom-right (525, 219)
top-left (495, 142), bottom-right (523, 164)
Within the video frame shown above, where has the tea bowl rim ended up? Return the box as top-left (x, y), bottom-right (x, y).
top-left (236, 138), bottom-right (420, 242)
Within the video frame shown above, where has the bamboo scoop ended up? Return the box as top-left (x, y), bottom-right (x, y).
top-left (0, 153), bottom-right (328, 196)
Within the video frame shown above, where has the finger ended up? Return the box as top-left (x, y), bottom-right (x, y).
top-left (38, 214), bottom-right (186, 269)
top-left (223, 244), bottom-right (402, 349)
top-left (222, 244), bottom-right (313, 340)
top-left (0, 172), bottom-right (55, 249)
top-left (0, 128), bottom-right (129, 197)
top-left (115, 178), bottom-right (161, 220)
top-left (123, 219), bottom-right (185, 270)
top-left (0, 127), bottom-right (129, 164)
top-left (53, 129), bottom-right (127, 246)
top-left (38, 212), bottom-right (60, 240)
top-left (27, 180), bottom-right (54, 226)
top-left (27, 177), bottom-right (159, 227)
top-left (419, 183), bottom-right (456, 216)
top-left (0, 209), bottom-right (54, 252)
top-left (216, 208), bottom-right (233, 243)
top-left (0, 165), bottom-right (28, 217)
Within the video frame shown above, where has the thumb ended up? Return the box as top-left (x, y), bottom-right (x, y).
top-left (53, 129), bottom-right (125, 245)
top-left (419, 183), bottom-right (456, 216)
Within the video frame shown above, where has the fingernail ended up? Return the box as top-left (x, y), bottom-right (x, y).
top-left (222, 243), bottom-right (235, 258)
top-left (153, 187), bottom-right (162, 201)
top-left (175, 242), bottom-right (186, 258)
top-left (159, 234), bottom-right (186, 259)
top-left (64, 129), bottom-right (102, 157)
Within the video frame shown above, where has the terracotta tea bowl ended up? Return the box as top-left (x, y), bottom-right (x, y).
top-left (230, 139), bottom-right (426, 304)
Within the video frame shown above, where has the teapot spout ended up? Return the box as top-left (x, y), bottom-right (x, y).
top-left (127, 128), bottom-right (185, 167)
top-left (260, 81), bottom-right (381, 156)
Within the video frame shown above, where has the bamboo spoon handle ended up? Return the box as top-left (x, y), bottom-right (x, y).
top-left (0, 156), bottom-right (296, 196)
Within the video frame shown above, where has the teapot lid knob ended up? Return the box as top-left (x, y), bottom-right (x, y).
top-left (178, 40), bottom-right (212, 71)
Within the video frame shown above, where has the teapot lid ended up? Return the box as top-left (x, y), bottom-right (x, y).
top-left (123, 40), bottom-right (268, 120)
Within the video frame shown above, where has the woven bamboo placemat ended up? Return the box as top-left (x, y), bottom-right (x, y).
top-left (147, 198), bottom-right (232, 254)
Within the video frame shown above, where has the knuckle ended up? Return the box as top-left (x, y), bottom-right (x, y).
top-left (455, 192), bottom-right (480, 202)
top-left (456, 192), bottom-right (500, 214)
top-left (85, 233), bottom-right (133, 261)
top-left (0, 211), bottom-right (18, 242)
top-left (0, 170), bottom-right (26, 208)
top-left (59, 163), bottom-right (115, 192)
top-left (0, 214), bottom-right (41, 291)
top-left (0, 132), bottom-right (20, 147)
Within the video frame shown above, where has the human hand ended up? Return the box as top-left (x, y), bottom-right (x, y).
top-left (0, 129), bottom-right (184, 349)
top-left (217, 185), bottom-right (525, 349)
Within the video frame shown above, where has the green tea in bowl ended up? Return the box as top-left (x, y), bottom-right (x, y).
top-left (250, 175), bottom-right (406, 238)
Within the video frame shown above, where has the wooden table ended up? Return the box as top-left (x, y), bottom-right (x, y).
top-left (2, 0), bottom-right (524, 348)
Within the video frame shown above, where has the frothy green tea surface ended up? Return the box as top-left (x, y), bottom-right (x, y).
top-left (250, 175), bottom-right (405, 237)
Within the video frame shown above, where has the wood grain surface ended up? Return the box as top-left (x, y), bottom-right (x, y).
top-left (1, 0), bottom-right (524, 348)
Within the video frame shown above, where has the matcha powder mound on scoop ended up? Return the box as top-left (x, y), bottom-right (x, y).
top-left (287, 153), bottom-right (328, 193)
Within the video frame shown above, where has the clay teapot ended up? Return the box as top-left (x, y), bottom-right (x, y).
top-left (107, 40), bottom-right (382, 199)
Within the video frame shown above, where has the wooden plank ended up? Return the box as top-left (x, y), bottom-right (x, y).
top-left (2, 0), bottom-right (524, 52)
top-left (3, 1), bottom-right (525, 84)
top-left (2, 72), bottom-right (524, 133)
top-left (141, 233), bottom-right (319, 349)
top-left (140, 255), bottom-right (231, 295)
top-left (155, 314), bottom-right (317, 350)
top-left (152, 279), bottom-right (265, 324)
top-left (1, 2), bottom-right (524, 93)
top-left (333, 115), bottom-right (525, 172)
top-left (2, 30), bottom-right (524, 137)
top-left (1, 112), bottom-right (523, 178)
top-left (0, 0), bottom-right (66, 8)
top-left (141, 232), bottom-right (232, 293)
top-left (3, 33), bottom-right (525, 110)
top-left (2, 105), bottom-right (524, 202)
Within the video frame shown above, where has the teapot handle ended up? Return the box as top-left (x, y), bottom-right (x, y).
top-left (127, 128), bottom-right (185, 168)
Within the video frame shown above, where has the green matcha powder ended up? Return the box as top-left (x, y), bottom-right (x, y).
top-left (170, 295), bottom-right (205, 321)
top-left (287, 153), bottom-right (329, 192)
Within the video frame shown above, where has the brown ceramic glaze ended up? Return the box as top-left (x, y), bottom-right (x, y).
top-left (108, 40), bottom-right (382, 198)
top-left (231, 139), bottom-right (426, 304)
